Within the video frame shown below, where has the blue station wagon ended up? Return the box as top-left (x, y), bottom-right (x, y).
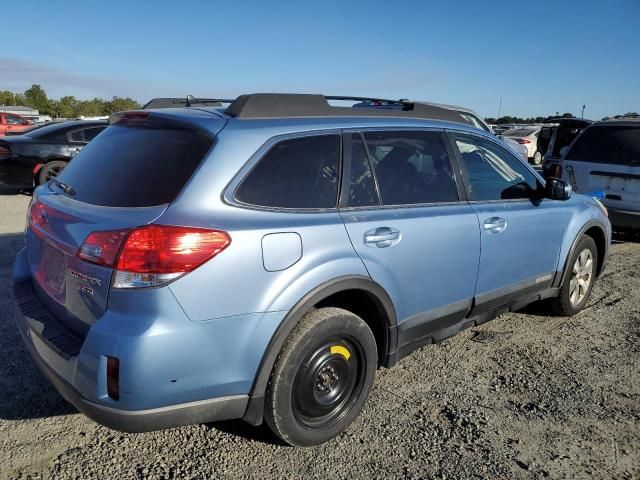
top-left (13, 94), bottom-right (611, 446)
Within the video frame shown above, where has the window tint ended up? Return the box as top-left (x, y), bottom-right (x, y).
top-left (362, 131), bottom-right (458, 205)
top-left (83, 126), bottom-right (105, 142)
top-left (347, 134), bottom-right (379, 207)
top-left (565, 126), bottom-right (640, 166)
top-left (57, 125), bottom-right (212, 207)
top-left (453, 133), bottom-right (539, 201)
top-left (235, 135), bottom-right (340, 209)
top-left (69, 128), bottom-right (84, 142)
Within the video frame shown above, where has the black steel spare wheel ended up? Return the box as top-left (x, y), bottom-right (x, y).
top-left (292, 338), bottom-right (364, 429)
top-left (264, 307), bottom-right (377, 447)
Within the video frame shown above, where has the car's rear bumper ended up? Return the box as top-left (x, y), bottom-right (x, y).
top-left (608, 208), bottom-right (640, 230)
top-left (12, 245), bottom-right (284, 433)
top-left (13, 277), bottom-right (249, 432)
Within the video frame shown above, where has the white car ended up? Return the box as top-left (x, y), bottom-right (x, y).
top-left (502, 127), bottom-right (543, 165)
top-left (551, 118), bottom-right (640, 230)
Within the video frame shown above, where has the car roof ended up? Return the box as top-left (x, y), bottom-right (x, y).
top-left (593, 117), bottom-right (640, 127)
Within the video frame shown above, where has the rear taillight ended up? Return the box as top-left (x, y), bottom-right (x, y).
top-left (516, 138), bottom-right (531, 144)
top-left (28, 200), bottom-right (47, 227)
top-left (78, 230), bottom-right (130, 266)
top-left (77, 225), bottom-right (231, 289)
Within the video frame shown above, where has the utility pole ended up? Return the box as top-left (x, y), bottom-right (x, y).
top-left (581, 104), bottom-right (586, 118)
top-left (498, 97), bottom-right (502, 119)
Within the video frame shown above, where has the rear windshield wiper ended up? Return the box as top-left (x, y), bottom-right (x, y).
top-left (49, 177), bottom-right (76, 196)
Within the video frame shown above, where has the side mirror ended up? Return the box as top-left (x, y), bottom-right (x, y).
top-left (544, 178), bottom-right (572, 200)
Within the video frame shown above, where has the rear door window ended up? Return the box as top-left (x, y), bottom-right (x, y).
top-left (57, 125), bottom-right (212, 207)
top-left (566, 125), bottom-right (640, 166)
top-left (235, 135), bottom-right (340, 209)
top-left (361, 130), bottom-right (459, 206)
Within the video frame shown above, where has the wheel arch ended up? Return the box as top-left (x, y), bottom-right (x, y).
top-left (242, 275), bottom-right (397, 425)
top-left (557, 219), bottom-right (609, 287)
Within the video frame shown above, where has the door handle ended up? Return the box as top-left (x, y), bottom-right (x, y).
top-left (364, 227), bottom-right (400, 248)
top-left (483, 217), bottom-right (507, 233)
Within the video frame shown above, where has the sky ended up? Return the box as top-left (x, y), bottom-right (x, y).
top-left (2, 0), bottom-right (639, 120)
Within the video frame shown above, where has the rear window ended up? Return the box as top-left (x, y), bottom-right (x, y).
top-left (565, 125), bottom-right (640, 165)
top-left (57, 125), bottom-right (212, 207)
top-left (235, 135), bottom-right (340, 209)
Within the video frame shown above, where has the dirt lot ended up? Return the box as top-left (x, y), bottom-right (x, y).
top-left (0, 193), bottom-right (638, 480)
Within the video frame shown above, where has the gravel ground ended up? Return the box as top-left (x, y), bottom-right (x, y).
top-left (0, 193), bottom-right (638, 480)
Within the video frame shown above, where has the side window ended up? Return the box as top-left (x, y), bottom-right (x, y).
top-left (347, 134), bottom-right (379, 207)
top-left (82, 127), bottom-right (105, 142)
top-left (5, 114), bottom-right (23, 125)
top-left (69, 128), bottom-right (85, 142)
top-left (362, 130), bottom-right (458, 206)
top-left (235, 135), bottom-right (340, 209)
top-left (452, 133), bottom-right (539, 201)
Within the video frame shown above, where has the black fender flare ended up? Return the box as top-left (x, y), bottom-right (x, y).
top-left (555, 219), bottom-right (609, 287)
top-left (242, 275), bottom-right (397, 425)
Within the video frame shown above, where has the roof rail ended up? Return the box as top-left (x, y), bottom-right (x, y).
top-left (223, 93), bottom-right (471, 124)
top-left (142, 96), bottom-right (234, 110)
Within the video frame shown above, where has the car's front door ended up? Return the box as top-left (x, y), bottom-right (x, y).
top-left (449, 131), bottom-right (566, 314)
top-left (339, 130), bottom-right (481, 351)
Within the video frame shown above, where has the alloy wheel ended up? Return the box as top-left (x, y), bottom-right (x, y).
top-left (569, 248), bottom-right (593, 306)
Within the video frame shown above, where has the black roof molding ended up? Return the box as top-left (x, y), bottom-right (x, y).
top-left (224, 93), bottom-right (471, 124)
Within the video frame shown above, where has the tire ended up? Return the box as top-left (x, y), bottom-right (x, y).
top-left (37, 160), bottom-right (68, 185)
top-left (264, 307), bottom-right (377, 447)
top-left (531, 151), bottom-right (543, 165)
top-left (548, 236), bottom-right (597, 316)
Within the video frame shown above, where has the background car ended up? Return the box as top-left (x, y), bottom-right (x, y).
top-left (550, 118), bottom-right (640, 230)
top-left (539, 117), bottom-right (593, 161)
top-left (0, 120), bottom-right (107, 190)
top-left (502, 126), bottom-right (543, 164)
top-left (0, 113), bottom-right (33, 136)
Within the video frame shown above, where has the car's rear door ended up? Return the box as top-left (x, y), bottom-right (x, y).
top-left (448, 130), bottom-right (565, 314)
top-left (339, 129), bottom-right (480, 352)
top-left (562, 125), bottom-right (640, 213)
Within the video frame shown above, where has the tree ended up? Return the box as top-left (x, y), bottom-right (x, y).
top-left (24, 84), bottom-right (50, 113)
top-left (56, 96), bottom-right (80, 118)
top-left (561, 112), bottom-right (575, 118)
top-left (77, 98), bottom-right (106, 117)
top-left (105, 96), bottom-right (141, 114)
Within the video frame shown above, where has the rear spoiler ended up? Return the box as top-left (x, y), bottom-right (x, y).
top-left (142, 96), bottom-right (234, 110)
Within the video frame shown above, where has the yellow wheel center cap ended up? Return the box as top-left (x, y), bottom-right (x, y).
top-left (330, 345), bottom-right (351, 360)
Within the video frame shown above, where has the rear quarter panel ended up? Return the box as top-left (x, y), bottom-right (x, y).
top-left (160, 125), bottom-right (370, 321)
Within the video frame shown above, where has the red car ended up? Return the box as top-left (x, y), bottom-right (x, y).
top-left (0, 113), bottom-right (33, 136)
